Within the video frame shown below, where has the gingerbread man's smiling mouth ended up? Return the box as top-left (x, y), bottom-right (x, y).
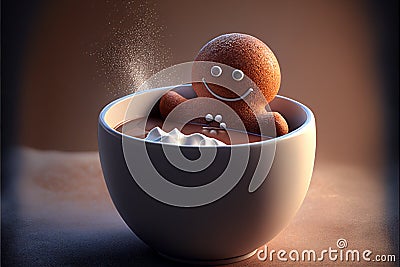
top-left (201, 78), bottom-right (253, 102)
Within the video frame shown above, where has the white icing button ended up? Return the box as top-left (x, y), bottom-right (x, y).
top-left (209, 130), bottom-right (217, 135)
top-left (205, 114), bottom-right (213, 122)
top-left (214, 114), bottom-right (223, 122)
top-left (219, 122), bottom-right (227, 129)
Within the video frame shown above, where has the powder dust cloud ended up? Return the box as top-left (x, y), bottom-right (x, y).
top-left (92, 1), bottom-right (171, 97)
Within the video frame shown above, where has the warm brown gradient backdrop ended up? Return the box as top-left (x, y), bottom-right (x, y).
top-left (19, 0), bottom-right (382, 169)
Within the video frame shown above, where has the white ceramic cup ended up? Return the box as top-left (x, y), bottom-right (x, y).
top-left (98, 84), bottom-right (316, 264)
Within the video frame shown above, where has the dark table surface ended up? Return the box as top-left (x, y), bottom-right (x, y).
top-left (2, 148), bottom-right (398, 266)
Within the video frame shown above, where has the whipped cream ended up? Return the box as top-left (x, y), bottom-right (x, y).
top-left (145, 127), bottom-right (226, 146)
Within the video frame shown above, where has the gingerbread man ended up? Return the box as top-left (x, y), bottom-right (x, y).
top-left (159, 33), bottom-right (289, 137)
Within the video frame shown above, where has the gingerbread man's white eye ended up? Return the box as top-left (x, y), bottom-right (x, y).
top-left (210, 66), bottom-right (222, 77)
top-left (232, 69), bottom-right (244, 81)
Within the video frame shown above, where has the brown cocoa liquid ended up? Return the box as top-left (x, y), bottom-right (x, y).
top-left (115, 116), bottom-right (270, 145)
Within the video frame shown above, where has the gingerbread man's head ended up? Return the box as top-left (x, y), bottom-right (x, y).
top-left (192, 33), bottom-right (281, 108)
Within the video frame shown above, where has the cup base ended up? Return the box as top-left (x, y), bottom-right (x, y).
top-left (158, 249), bottom-right (257, 265)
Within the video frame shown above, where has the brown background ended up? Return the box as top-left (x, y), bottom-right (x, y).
top-left (2, 1), bottom-right (398, 266)
top-left (18, 0), bottom-right (383, 170)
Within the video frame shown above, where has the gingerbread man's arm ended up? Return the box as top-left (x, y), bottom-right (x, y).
top-left (243, 111), bottom-right (289, 137)
top-left (159, 91), bottom-right (188, 119)
top-left (271, 112), bottom-right (289, 136)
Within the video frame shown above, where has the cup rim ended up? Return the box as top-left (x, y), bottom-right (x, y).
top-left (99, 86), bottom-right (315, 147)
